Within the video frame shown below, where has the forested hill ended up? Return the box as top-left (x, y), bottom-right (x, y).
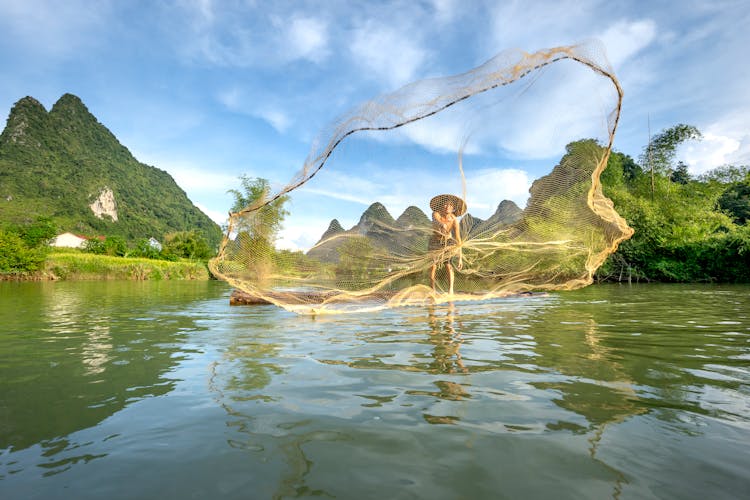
top-left (0, 94), bottom-right (222, 247)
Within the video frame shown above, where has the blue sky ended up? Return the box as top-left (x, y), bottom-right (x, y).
top-left (1, 0), bottom-right (749, 250)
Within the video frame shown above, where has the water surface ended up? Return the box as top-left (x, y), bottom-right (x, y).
top-left (1, 281), bottom-right (748, 499)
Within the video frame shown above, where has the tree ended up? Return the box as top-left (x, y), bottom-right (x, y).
top-left (163, 231), bottom-right (212, 260)
top-left (228, 176), bottom-right (289, 244)
top-left (131, 238), bottom-right (163, 260)
top-left (698, 165), bottom-right (750, 184)
top-left (103, 236), bottom-right (127, 256)
top-left (226, 176), bottom-right (290, 282)
top-left (83, 236), bottom-right (126, 256)
top-left (18, 216), bottom-right (58, 247)
top-left (718, 180), bottom-right (750, 224)
top-left (670, 161), bottom-right (691, 184)
top-left (0, 229), bottom-right (46, 274)
top-left (620, 153), bottom-right (641, 183)
top-left (603, 150), bottom-right (641, 188)
top-left (640, 124), bottom-right (702, 175)
top-left (640, 124), bottom-right (701, 197)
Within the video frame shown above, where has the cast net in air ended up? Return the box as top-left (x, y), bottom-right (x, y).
top-left (209, 41), bottom-right (634, 314)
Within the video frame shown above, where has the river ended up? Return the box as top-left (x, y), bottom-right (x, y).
top-left (0, 281), bottom-right (748, 499)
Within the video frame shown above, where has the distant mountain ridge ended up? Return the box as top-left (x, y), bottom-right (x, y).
top-left (307, 199), bottom-right (522, 263)
top-left (0, 94), bottom-right (221, 246)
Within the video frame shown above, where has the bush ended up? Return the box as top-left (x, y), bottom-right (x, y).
top-left (18, 216), bottom-right (58, 247)
top-left (0, 229), bottom-right (46, 275)
top-left (130, 238), bottom-right (162, 259)
top-left (84, 235), bottom-right (127, 256)
top-left (163, 230), bottom-right (212, 260)
top-left (83, 238), bottom-right (106, 254)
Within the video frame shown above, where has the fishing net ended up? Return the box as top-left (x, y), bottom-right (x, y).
top-left (209, 40), bottom-right (633, 314)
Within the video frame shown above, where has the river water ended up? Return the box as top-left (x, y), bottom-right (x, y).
top-left (0, 281), bottom-right (748, 499)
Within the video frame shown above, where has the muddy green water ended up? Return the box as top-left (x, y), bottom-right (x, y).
top-left (0, 281), bottom-right (748, 499)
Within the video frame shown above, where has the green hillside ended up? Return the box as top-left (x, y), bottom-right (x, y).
top-left (0, 94), bottom-right (222, 248)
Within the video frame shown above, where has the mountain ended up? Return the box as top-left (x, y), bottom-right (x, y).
top-left (396, 205), bottom-right (431, 229)
top-left (307, 203), bottom-right (431, 263)
top-left (0, 94), bottom-right (222, 247)
top-left (320, 218), bottom-right (344, 240)
top-left (469, 200), bottom-right (523, 237)
top-left (306, 200), bottom-right (522, 263)
top-left (306, 219), bottom-right (346, 262)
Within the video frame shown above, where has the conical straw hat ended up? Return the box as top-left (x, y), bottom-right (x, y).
top-left (430, 194), bottom-right (467, 216)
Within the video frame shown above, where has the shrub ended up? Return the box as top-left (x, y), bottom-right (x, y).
top-left (0, 229), bottom-right (46, 275)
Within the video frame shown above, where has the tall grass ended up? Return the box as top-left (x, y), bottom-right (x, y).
top-left (46, 252), bottom-right (210, 280)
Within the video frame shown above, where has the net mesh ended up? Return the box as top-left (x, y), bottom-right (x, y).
top-left (209, 41), bottom-right (634, 314)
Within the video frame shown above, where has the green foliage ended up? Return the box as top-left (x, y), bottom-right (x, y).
top-left (83, 238), bottom-right (105, 254)
top-left (15, 216), bottom-right (58, 247)
top-left (597, 129), bottom-right (749, 283)
top-left (228, 176), bottom-right (290, 243)
top-left (83, 235), bottom-right (126, 256)
top-left (130, 238), bottom-right (163, 260)
top-left (639, 124), bottom-right (702, 175)
top-left (0, 94), bottom-right (222, 248)
top-left (163, 230), bottom-right (212, 260)
top-left (670, 161), bottom-right (691, 185)
top-left (273, 249), bottom-right (325, 277)
top-left (601, 151), bottom-right (640, 187)
top-left (104, 236), bottom-right (127, 256)
top-left (698, 165), bottom-right (749, 183)
top-left (225, 176), bottom-right (291, 283)
top-left (0, 217), bottom-right (54, 275)
top-left (717, 179), bottom-right (750, 225)
top-left (0, 229), bottom-right (46, 275)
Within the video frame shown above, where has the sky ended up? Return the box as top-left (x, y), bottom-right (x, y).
top-left (1, 0), bottom-right (749, 250)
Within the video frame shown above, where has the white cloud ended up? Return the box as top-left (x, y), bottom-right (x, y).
top-left (483, 8), bottom-right (660, 158)
top-left (350, 21), bottom-right (428, 88)
top-left (344, 33), bottom-right (634, 161)
top-left (676, 106), bottom-right (750, 173)
top-left (148, 159), bottom-right (237, 194)
top-left (356, 109), bottom-right (475, 156)
top-left (216, 87), bottom-right (242, 109)
top-left (398, 112), bottom-right (478, 155)
top-left (680, 132), bottom-right (742, 174)
top-left (729, 137), bottom-right (750, 166)
top-left (256, 108), bottom-right (291, 133)
top-left (285, 16), bottom-right (329, 63)
top-left (194, 0), bottom-right (214, 24)
top-left (195, 202), bottom-right (228, 226)
top-left (302, 187), bottom-right (373, 206)
top-left (277, 220), bottom-right (330, 251)
top-left (489, 0), bottom-right (596, 50)
top-left (466, 168), bottom-right (531, 216)
top-left (598, 19), bottom-right (657, 68)
top-left (300, 169), bottom-right (385, 206)
top-left (430, 0), bottom-right (460, 25)
top-left (174, 4), bottom-right (330, 68)
top-left (217, 87), bottom-right (291, 132)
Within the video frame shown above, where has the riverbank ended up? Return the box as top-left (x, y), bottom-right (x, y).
top-left (1, 251), bottom-right (211, 280)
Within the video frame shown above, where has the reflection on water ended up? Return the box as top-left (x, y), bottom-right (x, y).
top-left (202, 286), bottom-right (749, 499)
top-left (0, 281), bottom-right (226, 471)
top-left (1, 282), bottom-right (749, 499)
top-left (426, 302), bottom-right (467, 376)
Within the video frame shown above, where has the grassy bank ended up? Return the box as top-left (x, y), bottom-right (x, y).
top-left (45, 251), bottom-right (210, 280)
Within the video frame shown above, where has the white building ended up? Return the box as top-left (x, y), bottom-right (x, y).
top-left (50, 232), bottom-right (88, 249)
top-left (148, 237), bottom-right (162, 251)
